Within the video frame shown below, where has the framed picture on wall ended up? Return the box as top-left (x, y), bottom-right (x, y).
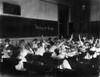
top-left (3, 2), bottom-right (21, 15)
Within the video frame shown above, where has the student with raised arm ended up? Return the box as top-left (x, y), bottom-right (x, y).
top-left (35, 35), bottom-right (46, 56)
top-left (78, 34), bottom-right (84, 47)
top-left (89, 36), bottom-right (94, 44)
top-left (1, 39), bottom-right (13, 62)
top-left (94, 39), bottom-right (100, 53)
top-left (67, 34), bottom-right (73, 43)
top-left (41, 35), bottom-right (50, 47)
top-left (15, 41), bottom-right (33, 71)
top-left (90, 38), bottom-right (98, 51)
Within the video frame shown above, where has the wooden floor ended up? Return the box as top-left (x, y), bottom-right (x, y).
top-left (0, 69), bottom-right (99, 77)
top-left (0, 58), bottom-right (99, 77)
top-left (0, 73), bottom-right (99, 77)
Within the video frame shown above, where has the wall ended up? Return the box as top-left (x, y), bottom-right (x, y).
top-left (90, 0), bottom-right (100, 21)
top-left (0, 2), bottom-right (3, 14)
top-left (89, 0), bottom-right (100, 35)
top-left (0, 0), bottom-right (73, 42)
top-left (0, 0), bottom-right (58, 21)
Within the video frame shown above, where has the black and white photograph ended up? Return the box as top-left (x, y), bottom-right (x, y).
top-left (0, 0), bottom-right (99, 77)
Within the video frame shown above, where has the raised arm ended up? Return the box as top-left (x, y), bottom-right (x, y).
top-left (91, 36), bottom-right (94, 44)
top-left (78, 34), bottom-right (84, 46)
top-left (41, 35), bottom-right (44, 41)
top-left (92, 36), bottom-right (94, 41)
top-left (68, 34), bottom-right (73, 42)
top-left (57, 41), bottom-right (65, 47)
top-left (93, 38), bottom-right (98, 47)
top-left (40, 35), bottom-right (50, 48)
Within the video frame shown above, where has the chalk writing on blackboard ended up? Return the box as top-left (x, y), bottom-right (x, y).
top-left (34, 24), bottom-right (54, 30)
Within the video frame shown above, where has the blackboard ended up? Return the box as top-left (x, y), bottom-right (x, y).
top-left (0, 15), bottom-right (58, 38)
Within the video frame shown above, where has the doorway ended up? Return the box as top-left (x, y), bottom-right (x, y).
top-left (58, 4), bottom-right (69, 38)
